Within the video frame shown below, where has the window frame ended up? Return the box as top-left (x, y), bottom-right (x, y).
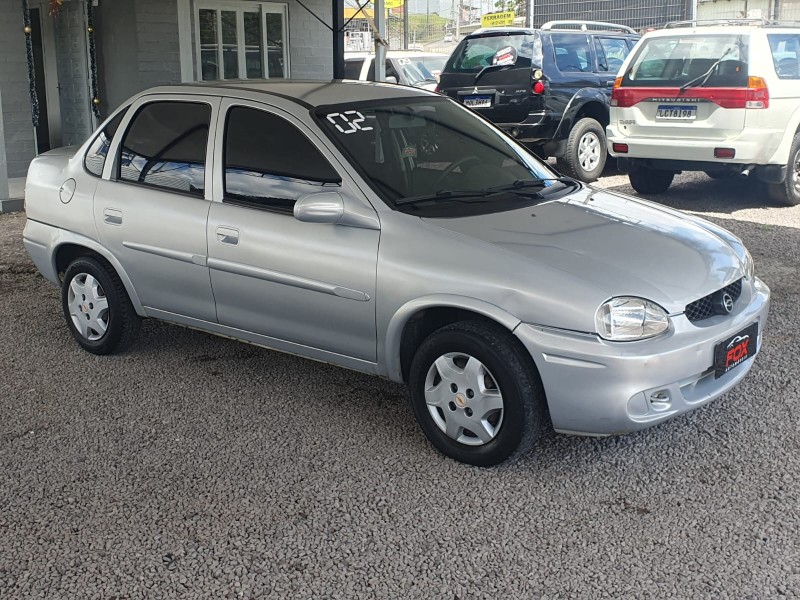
top-left (83, 104), bottom-right (130, 178)
top-left (112, 97), bottom-right (218, 200)
top-left (220, 102), bottom-right (343, 215)
top-left (550, 33), bottom-right (593, 74)
top-left (194, 1), bottom-right (289, 81)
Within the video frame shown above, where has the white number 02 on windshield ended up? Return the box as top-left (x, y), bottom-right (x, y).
top-left (326, 111), bottom-right (373, 134)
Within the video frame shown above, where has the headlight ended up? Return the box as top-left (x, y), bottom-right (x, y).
top-left (742, 247), bottom-right (755, 281)
top-left (595, 297), bottom-right (670, 341)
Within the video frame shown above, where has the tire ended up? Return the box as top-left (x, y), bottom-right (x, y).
top-left (408, 321), bottom-right (546, 466)
top-left (766, 132), bottom-right (800, 206)
top-left (557, 117), bottom-right (607, 183)
top-left (628, 167), bottom-right (674, 195)
top-left (61, 256), bottom-right (140, 355)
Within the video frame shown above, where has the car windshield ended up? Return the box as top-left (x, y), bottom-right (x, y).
top-left (623, 34), bottom-right (749, 88)
top-left (395, 58), bottom-right (435, 85)
top-left (446, 33), bottom-right (538, 73)
top-left (315, 97), bottom-right (572, 216)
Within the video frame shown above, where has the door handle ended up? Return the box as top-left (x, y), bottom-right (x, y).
top-left (103, 208), bottom-right (123, 225)
top-left (216, 226), bottom-right (239, 245)
top-left (606, 79), bottom-right (615, 87)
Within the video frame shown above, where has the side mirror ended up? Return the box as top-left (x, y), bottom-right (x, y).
top-left (385, 75), bottom-right (398, 84)
top-left (293, 192), bottom-right (344, 224)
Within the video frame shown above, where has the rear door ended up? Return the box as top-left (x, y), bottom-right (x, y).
top-left (594, 36), bottom-right (634, 94)
top-left (546, 33), bottom-right (600, 119)
top-left (438, 31), bottom-right (542, 124)
top-left (94, 96), bottom-right (219, 322)
top-left (614, 33), bottom-right (750, 140)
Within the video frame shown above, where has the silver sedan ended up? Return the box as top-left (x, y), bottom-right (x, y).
top-left (23, 81), bottom-right (770, 465)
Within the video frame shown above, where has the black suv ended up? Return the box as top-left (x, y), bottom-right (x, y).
top-left (438, 21), bottom-right (639, 182)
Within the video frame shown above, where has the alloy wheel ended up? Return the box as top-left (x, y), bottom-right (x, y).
top-left (578, 131), bottom-right (601, 172)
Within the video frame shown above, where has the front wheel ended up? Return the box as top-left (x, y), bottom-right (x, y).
top-left (629, 167), bottom-right (674, 195)
top-left (408, 321), bottom-right (546, 466)
top-left (766, 133), bottom-right (800, 206)
top-left (557, 117), bottom-right (607, 183)
top-left (61, 256), bottom-right (140, 355)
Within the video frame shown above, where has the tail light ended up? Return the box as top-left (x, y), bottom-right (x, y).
top-left (612, 143), bottom-right (629, 153)
top-left (745, 76), bottom-right (769, 109)
top-left (532, 81), bottom-right (545, 94)
top-left (433, 84), bottom-right (439, 94)
top-left (610, 76), bottom-right (769, 110)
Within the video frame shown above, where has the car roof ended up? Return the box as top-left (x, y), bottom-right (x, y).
top-left (136, 80), bottom-right (434, 109)
top-left (345, 50), bottom-right (449, 58)
top-left (643, 24), bottom-right (800, 37)
top-left (467, 27), bottom-right (637, 37)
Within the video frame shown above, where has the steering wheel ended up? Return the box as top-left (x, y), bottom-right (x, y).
top-left (435, 155), bottom-right (482, 187)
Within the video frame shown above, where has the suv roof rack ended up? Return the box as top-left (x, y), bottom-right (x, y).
top-left (664, 18), bottom-right (771, 28)
top-left (540, 20), bottom-right (637, 34)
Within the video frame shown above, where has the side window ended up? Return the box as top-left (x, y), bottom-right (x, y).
top-left (344, 58), bottom-right (364, 80)
top-left (552, 34), bottom-right (591, 73)
top-left (223, 106), bottom-right (341, 213)
top-left (118, 101), bottom-right (211, 196)
top-left (366, 59), bottom-right (375, 81)
top-left (768, 33), bottom-right (800, 79)
top-left (386, 60), bottom-right (399, 82)
top-left (84, 107), bottom-right (129, 177)
top-left (596, 37), bottom-right (630, 73)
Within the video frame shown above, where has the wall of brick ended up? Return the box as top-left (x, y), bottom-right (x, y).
top-left (0, 0), bottom-right (36, 178)
top-left (288, 0), bottom-right (333, 80)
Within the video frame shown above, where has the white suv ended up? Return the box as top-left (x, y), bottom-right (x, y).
top-left (607, 21), bottom-right (800, 205)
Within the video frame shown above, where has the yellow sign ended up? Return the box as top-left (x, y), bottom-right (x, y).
top-left (481, 11), bottom-right (515, 28)
top-left (384, 0), bottom-right (405, 8)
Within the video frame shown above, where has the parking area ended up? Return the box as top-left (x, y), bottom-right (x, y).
top-left (1, 172), bottom-right (799, 598)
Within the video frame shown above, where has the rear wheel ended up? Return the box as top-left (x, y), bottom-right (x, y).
top-left (557, 117), bottom-right (607, 183)
top-left (408, 321), bottom-right (545, 466)
top-left (61, 256), bottom-right (140, 355)
top-left (766, 133), bottom-right (800, 206)
top-left (629, 167), bottom-right (674, 195)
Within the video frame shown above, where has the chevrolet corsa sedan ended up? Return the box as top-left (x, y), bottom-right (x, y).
top-left (23, 81), bottom-right (770, 466)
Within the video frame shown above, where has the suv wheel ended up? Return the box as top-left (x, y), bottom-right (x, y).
top-left (61, 256), bottom-right (141, 355)
top-left (558, 117), bottom-right (607, 183)
top-left (766, 132), bottom-right (800, 206)
top-left (629, 167), bottom-right (674, 195)
top-left (408, 321), bottom-right (545, 466)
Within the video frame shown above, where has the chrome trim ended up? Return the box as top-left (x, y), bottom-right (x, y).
top-left (207, 257), bottom-right (370, 302)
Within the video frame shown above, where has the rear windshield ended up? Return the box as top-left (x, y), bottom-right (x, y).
top-left (622, 34), bottom-right (749, 88)
top-left (446, 33), bottom-right (540, 73)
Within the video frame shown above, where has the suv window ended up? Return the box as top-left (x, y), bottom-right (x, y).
top-left (118, 101), bottom-right (211, 196)
top-left (84, 107), bottom-right (128, 177)
top-left (595, 37), bottom-right (630, 73)
top-left (447, 33), bottom-right (537, 72)
top-left (768, 33), bottom-right (800, 79)
top-left (224, 106), bottom-right (340, 214)
top-left (623, 34), bottom-right (749, 87)
top-left (344, 58), bottom-right (364, 79)
top-left (552, 34), bottom-right (592, 73)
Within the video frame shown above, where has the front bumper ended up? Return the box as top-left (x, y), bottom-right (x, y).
top-left (514, 277), bottom-right (770, 436)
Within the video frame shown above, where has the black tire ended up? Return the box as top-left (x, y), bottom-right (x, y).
top-left (766, 132), bottom-right (800, 206)
top-left (61, 256), bottom-right (140, 355)
top-left (628, 167), bottom-right (674, 195)
top-left (408, 321), bottom-right (546, 466)
top-left (557, 117), bottom-right (607, 183)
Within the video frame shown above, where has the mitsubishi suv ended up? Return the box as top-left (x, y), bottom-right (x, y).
top-left (607, 20), bottom-right (800, 205)
top-left (437, 21), bottom-right (639, 182)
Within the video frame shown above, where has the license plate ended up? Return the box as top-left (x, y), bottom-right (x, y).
top-left (463, 95), bottom-right (492, 108)
top-left (713, 322), bottom-right (758, 379)
top-left (656, 105), bottom-right (697, 120)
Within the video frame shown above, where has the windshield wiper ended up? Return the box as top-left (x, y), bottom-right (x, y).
top-left (485, 177), bottom-right (578, 192)
top-left (473, 63), bottom-right (512, 85)
top-left (680, 47), bottom-right (735, 91)
top-left (395, 189), bottom-right (493, 207)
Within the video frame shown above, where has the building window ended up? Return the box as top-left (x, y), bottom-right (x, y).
top-left (196, 2), bottom-right (288, 81)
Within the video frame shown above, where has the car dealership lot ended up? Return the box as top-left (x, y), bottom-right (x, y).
top-left (1, 174), bottom-right (799, 598)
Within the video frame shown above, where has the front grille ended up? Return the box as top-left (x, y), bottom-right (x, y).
top-left (684, 278), bottom-right (743, 322)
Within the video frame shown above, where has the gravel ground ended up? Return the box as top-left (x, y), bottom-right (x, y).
top-left (1, 173), bottom-right (799, 599)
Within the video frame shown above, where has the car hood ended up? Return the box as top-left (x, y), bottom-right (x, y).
top-left (421, 186), bottom-right (746, 315)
